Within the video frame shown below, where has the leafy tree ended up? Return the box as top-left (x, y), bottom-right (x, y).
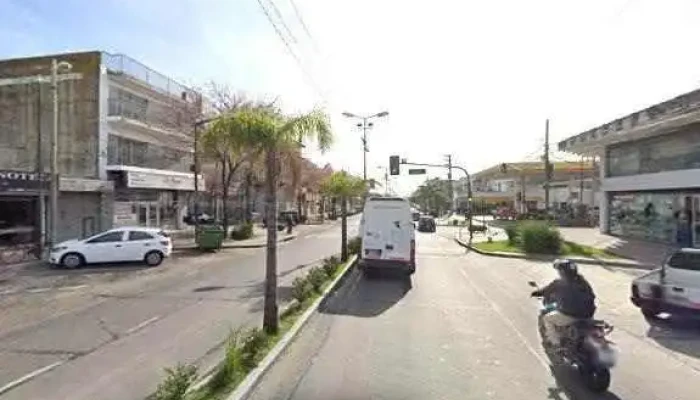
top-left (321, 171), bottom-right (366, 261)
top-left (232, 105), bottom-right (333, 334)
top-left (200, 97), bottom-right (259, 234)
top-left (410, 178), bottom-right (451, 215)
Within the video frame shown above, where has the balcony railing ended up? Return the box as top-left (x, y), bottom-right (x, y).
top-left (102, 52), bottom-right (199, 101)
top-left (108, 99), bottom-right (194, 134)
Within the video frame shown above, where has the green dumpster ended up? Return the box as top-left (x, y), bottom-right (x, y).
top-left (196, 226), bottom-right (225, 251)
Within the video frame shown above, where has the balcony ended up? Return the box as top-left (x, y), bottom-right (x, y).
top-left (102, 52), bottom-right (199, 102)
top-left (107, 99), bottom-right (193, 150)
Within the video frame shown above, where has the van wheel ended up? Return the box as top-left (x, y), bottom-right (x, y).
top-left (362, 267), bottom-right (375, 279)
top-left (145, 251), bottom-right (164, 266)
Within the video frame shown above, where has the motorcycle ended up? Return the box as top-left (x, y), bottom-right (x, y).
top-left (528, 281), bottom-right (617, 393)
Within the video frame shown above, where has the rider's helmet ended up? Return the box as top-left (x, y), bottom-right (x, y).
top-left (553, 258), bottom-right (578, 279)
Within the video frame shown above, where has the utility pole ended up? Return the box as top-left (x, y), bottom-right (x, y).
top-left (49, 59), bottom-right (73, 247)
top-left (543, 119), bottom-right (551, 213)
top-left (35, 83), bottom-right (46, 255)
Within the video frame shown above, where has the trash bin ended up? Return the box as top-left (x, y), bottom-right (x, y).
top-left (196, 226), bottom-right (225, 251)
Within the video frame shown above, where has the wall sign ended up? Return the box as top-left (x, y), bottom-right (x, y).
top-left (0, 170), bottom-right (48, 192)
top-left (126, 170), bottom-right (200, 191)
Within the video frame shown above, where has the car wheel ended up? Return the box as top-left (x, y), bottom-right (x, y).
top-left (641, 307), bottom-right (660, 320)
top-left (61, 252), bottom-right (84, 269)
top-left (144, 250), bottom-right (164, 267)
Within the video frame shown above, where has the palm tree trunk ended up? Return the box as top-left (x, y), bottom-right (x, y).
top-left (244, 173), bottom-right (252, 223)
top-left (263, 149), bottom-right (279, 334)
top-left (341, 195), bottom-right (348, 262)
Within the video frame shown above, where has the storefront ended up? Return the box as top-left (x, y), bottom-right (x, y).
top-left (107, 165), bottom-right (202, 230)
top-left (0, 170), bottom-right (46, 264)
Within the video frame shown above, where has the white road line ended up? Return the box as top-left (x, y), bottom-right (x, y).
top-left (57, 284), bottom-right (88, 292)
top-left (457, 267), bottom-right (551, 370)
top-left (26, 288), bottom-right (51, 294)
top-left (125, 315), bottom-right (161, 335)
top-left (0, 360), bottom-right (65, 396)
top-left (0, 289), bottom-right (19, 296)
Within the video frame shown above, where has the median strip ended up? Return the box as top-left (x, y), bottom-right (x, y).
top-left (147, 243), bottom-right (361, 400)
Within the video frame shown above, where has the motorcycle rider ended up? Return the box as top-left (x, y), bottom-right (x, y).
top-left (531, 259), bottom-right (596, 347)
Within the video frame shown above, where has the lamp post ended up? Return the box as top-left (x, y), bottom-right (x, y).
top-left (341, 111), bottom-right (389, 182)
top-left (48, 59), bottom-right (74, 247)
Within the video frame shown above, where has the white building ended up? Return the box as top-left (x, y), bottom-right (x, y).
top-left (558, 87), bottom-right (700, 246)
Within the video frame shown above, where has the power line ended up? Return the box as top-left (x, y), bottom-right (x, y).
top-left (254, 0), bottom-right (328, 103)
top-left (288, 0), bottom-right (321, 52)
top-left (265, 0), bottom-right (299, 44)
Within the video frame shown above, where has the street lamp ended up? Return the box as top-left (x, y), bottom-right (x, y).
top-left (341, 111), bottom-right (389, 182)
top-left (48, 59), bottom-right (74, 247)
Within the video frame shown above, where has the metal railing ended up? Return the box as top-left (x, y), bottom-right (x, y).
top-left (102, 53), bottom-right (199, 101)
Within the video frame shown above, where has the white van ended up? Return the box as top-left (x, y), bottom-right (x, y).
top-left (358, 196), bottom-right (416, 276)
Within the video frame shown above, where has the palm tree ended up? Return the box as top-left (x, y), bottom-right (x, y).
top-left (321, 171), bottom-right (366, 261)
top-left (234, 106), bottom-right (333, 334)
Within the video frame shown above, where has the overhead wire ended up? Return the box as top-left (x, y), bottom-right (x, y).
top-left (254, 0), bottom-right (329, 104)
top-left (265, 0), bottom-right (299, 44)
top-left (288, 0), bottom-right (321, 52)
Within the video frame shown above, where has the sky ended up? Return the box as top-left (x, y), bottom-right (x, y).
top-left (3, 0), bottom-right (700, 195)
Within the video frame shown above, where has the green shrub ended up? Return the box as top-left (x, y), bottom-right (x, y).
top-left (208, 330), bottom-right (243, 391)
top-left (505, 225), bottom-right (519, 245)
top-left (230, 223), bottom-right (254, 240)
top-left (240, 328), bottom-right (268, 370)
top-left (348, 237), bottom-right (361, 255)
top-left (520, 222), bottom-right (561, 254)
top-left (308, 266), bottom-right (327, 293)
top-left (322, 257), bottom-right (339, 277)
top-left (291, 276), bottom-right (313, 303)
top-left (154, 363), bottom-right (198, 400)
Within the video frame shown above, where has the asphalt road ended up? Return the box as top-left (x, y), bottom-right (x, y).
top-left (248, 229), bottom-right (700, 400)
top-left (0, 217), bottom-right (359, 400)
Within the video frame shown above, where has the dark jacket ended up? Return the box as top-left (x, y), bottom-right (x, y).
top-left (532, 276), bottom-right (596, 319)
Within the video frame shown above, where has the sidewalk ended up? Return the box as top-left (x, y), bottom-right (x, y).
top-left (557, 227), bottom-right (673, 267)
top-left (171, 222), bottom-right (333, 251)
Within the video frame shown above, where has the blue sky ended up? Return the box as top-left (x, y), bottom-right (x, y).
top-left (4, 0), bottom-right (700, 195)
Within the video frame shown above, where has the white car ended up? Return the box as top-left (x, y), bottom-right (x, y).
top-left (50, 227), bottom-right (173, 268)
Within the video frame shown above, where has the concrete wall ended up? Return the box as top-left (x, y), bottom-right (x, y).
top-left (0, 52), bottom-right (101, 178)
top-left (56, 192), bottom-right (104, 241)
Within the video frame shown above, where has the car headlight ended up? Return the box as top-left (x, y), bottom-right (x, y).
top-left (51, 246), bottom-right (68, 252)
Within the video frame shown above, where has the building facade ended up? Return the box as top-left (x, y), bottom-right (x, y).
top-left (559, 87), bottom-right (700, 247)
top-left (455, 161), bottom-right (598, 213)
top-left (0, 51), bottom-right (201, 256)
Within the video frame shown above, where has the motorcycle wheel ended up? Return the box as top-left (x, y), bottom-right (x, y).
top-left (581, 367), bottom-right (611, 393)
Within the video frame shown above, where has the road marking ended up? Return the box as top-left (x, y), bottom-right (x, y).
top-left (125, 315), bottom-right (161, 335)
top-left (26, 288), bottom-right (51, 294)
top-left (0, 289), bottom-right (19, 296)
top-left (57, 284), bottom-right (88, 292)
top-left (0, 360), bottom-right (65, 396)
top-left (457, 267), bottom-right (551, 370)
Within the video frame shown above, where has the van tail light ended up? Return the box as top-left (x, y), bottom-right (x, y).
top-left (160, 240), bottom-right (170, 246)
top-left (410, 239), bottom-right (416, 264)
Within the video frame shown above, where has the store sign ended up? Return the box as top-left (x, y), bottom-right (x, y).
top-left (126, 171), bottom-right (200, 191)
top-left (0, 170), bottom-right (48, 192)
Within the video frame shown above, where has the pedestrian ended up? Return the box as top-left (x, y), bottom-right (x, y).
top-left (286, 214), bottom-right (294, 234)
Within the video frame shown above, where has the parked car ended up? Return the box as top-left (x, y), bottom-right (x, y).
top-left (417, 215), bottom-right (437, 233)
top-left (49, 227), bottom-right (172, 268)
top-left (631, 248), bottom-right (700, 320)
top-left (183, 212), bottom-right (215, 225)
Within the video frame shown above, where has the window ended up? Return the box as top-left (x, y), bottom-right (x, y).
top-left (128, 231), bottom-right (154, 241)
top-left (668, 252), bottom-right (700, 271)
top-left (86, 231), bottom-right (124, 243)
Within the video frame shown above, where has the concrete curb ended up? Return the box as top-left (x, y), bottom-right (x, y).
top-left (454, 237), bottom-right (656, 269)
top-left (223, 254), bottom-right (358, 400)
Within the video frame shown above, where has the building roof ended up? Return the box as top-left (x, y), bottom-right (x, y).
top-left (472, 161), bottom-right (595, 179)
top-left (558, 86), bottom-right (700, 155)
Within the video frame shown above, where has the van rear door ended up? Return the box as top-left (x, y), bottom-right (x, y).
top-left (362, 200), bottom-right (412, 263)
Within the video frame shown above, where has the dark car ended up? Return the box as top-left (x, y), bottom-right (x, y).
top-left (417, 215), bottom-right (436, 232)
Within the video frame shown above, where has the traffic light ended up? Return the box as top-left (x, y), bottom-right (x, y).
top-left (500, 163), bottom-right (508, 173)
top-left (389, 155), bottom-right (400, 175)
